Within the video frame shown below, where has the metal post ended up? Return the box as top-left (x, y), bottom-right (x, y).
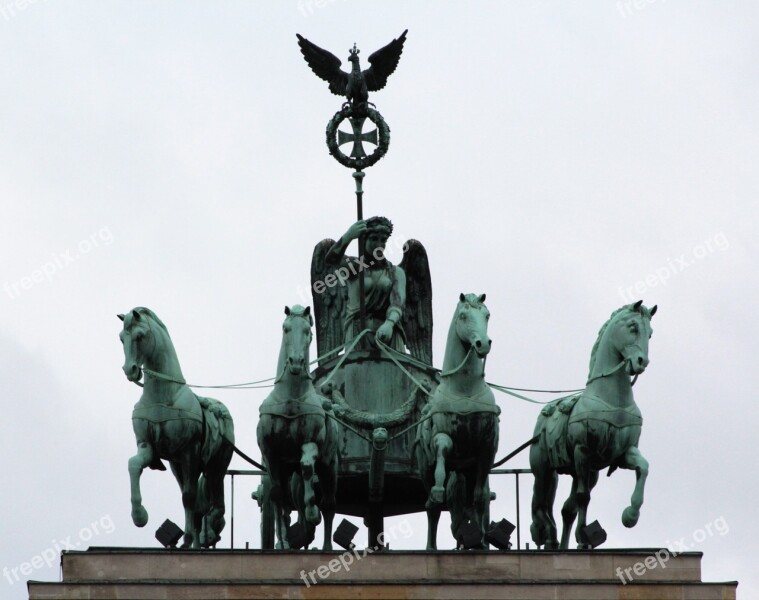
top-left (354, 170), bottom-right (367, 337)
top-left (515, 472), bottom-right (520, 550)
top-left (230, 474), bottom-right (235, 549)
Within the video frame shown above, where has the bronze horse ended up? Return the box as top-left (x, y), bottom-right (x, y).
top-left (530, 300), bottom-right (656, 549)
top-left (257, 305), bottom-right (338, 550)
top-left (119, 307), bottom-right (234, 548)
top-left (416, 293), bottom-right (500, 549)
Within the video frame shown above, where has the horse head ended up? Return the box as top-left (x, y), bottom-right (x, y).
top-left (280, 305), bottom-right (313, 378)
top-left (118, 308), bottom-right (157, 382)
top-left (455, 293), bottom-right (492, 358)
top-left (605, 300), bottom-right (657, 377)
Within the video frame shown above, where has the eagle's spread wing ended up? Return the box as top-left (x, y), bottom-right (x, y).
top-left (363, 29), bottom-right (408, 92)
top-left (296, 34), bottom-right (349, 97)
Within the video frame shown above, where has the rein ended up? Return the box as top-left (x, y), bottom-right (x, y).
top-left (440, 345), bottom-right (473, 378)
top-left (130, 333), bottom-right (370, 391)
top-left (585, 360), bottom-right (627, 385)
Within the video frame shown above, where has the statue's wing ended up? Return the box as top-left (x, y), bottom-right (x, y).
top-left (311, 239), bottom-right (347, 366)
top-left (296, 34), bottom-right (349, 97)
top-left (363, 29), bottom-right (408, 92)
top-left (400, 239), bottom-right (433, 365)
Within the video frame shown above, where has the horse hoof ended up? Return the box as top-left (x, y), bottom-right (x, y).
top-left (430, 486), bottom-right (445, 504)
top-left (306, 504), bottom-right (321, 525)
top-left (622, 506), bottom-right (640, 528)
top-left (576, 543), bottom-right (592, 550)
top-left (201, 530), bottom-right (218, 548)
top-left (131, 506), bottom-right (148, 527)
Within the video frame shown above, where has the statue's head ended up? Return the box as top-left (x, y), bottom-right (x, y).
top-left (365, 216), bottom-right (393, 261)
top-left (348, 43), bottom-right (360, 65)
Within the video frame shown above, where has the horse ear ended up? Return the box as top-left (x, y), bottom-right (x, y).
top-left (117, 313), bottom-right (125, 322)
top-left (131, 309), bottom-right (141, 321)
top-left (284, 306), bottom-right (291, 316)
top-left (459, 293), bottom-right (466, 303)
top-left (633, 300), bottom-right (643, 312)
top-left (650, 305), bottom-right (658, 317)
top-left (478, 293), bottom-right (487, 304)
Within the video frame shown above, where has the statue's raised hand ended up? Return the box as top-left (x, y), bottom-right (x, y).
top-left (344, 220), bottom-right (367, 242)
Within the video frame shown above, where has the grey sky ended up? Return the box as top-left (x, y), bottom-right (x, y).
top-left (1, 1), bottom-right (755, 597)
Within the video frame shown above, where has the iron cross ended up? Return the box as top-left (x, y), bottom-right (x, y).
top-left (337, 117), bottom-right (379, 158)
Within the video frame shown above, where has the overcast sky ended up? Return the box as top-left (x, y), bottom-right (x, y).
top-left (1, 1), bottom-right (756, 598)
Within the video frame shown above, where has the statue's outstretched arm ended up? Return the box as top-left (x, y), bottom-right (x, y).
top-left (377, 266), bottom-right (406, 344)
top-left (387, 265), bottom-right (406, 325)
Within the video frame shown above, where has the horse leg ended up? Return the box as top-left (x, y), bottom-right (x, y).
top-left (201, 469), bottom-right (226, 547)
top-left (572, 444), bottom-right (593, 549)
top-left (447, 472), bottom-right (467, 548)
top-left (620, 446), bottom-right (649, 528)
top-left (128, 442), bottom-right (153, 527)
top-left (530, 448), bottom-right (559, 549)
top-left (300, 442), bottom-right (322, 526)
top-left (473, 461), bottom-right (492, 549)
top-left (530, 467), bottom-right (559, 550)
top-left (317, 458), bottom-right (337, 551)
top-left (257, 475), bottom-right (276, 550)
top-left (268, 464), bottom-right (291, 550)
top-left (430, 433), bottom-right (453, 504)
top-left (425, 497), bottom-right (442, 550)
top-left (201, 440), bottom-right (233, 548)
top-left (178, 450), bottom-right (201, 548)
top-left (559, 477), bottom-right (578, 550)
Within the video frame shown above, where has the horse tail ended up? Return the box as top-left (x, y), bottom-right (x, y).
top-left (195, 395), bottom-right (236, 470)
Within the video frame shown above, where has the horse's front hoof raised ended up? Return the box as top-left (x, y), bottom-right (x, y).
top-left (430, 486), bottom-right (445, 504)
top-left (622, 506), bottom-right (640, 528)
top-left (131, 506), bottom-right (148, 527)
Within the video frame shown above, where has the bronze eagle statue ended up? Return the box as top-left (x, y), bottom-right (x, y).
top-left (296, 30), bottom-right (408, 110)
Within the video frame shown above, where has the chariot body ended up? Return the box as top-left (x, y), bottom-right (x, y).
top-left (256, 219), bottom-right (500, 551)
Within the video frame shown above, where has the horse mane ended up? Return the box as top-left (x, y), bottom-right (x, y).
top-left (132, 307), bottom-right (169, 333)
top-left (587, 304), bottom-right (631, 379)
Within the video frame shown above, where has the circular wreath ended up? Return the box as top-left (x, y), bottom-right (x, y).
top-left (325, 105), bottom-right (391, 170)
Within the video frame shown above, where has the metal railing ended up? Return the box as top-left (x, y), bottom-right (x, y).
top-left (225, 468), bottom-right (532, 550)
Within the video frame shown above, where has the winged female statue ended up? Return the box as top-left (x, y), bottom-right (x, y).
top-left (310, 216), bottom-right (432, 366)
